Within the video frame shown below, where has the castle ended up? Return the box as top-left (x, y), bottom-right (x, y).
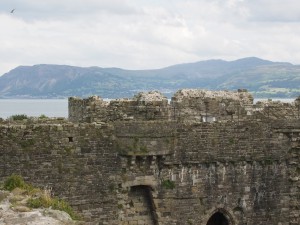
top-left (0, 89), bottom-right (299, 225)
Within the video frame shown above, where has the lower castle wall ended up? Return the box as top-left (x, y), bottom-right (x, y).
top-left (155, 161), bottom-right (291, 225)
top-left (0, 119), bottom-right (299, 225)
top-left (0, 122), bottom-right (121, 223)
top-left (117, 120), bottom-right (298, 225)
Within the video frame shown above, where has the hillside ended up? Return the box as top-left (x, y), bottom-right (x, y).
top-left (0, 57), bottom-right (299, 98)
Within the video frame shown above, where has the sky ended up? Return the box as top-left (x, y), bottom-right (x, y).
top-left (1, 0), bottom-right (300, 75)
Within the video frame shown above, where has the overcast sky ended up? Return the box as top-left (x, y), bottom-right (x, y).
top-left (1, 0), bottom-right (300, 75)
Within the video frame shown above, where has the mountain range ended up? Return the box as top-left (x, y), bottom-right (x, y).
top-left (0, 57), bottom-right (299, 99)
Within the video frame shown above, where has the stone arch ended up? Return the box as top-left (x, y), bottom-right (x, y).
top-left (206, 212), bottom-right (229, 225)
top-left (202, 208), bottom-right (236, 225)
top-left (122, 175), bottom-right (158, 190)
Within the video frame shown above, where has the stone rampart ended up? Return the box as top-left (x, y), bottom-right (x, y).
top-left (69, 89), bottom-right (299, 123)
top-left (0, 89), bottom-right (299, 225)
top-left (0, 121), bottom-right (121, 223)
top-left (69, 91), bottom-right (170, 123)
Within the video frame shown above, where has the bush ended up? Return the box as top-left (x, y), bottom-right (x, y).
top-left (39, 114), bottom-right (48, 119)
top-left (10, 114), bottom-right (28, 120)
top-left (162, 179), bottom-right (175, 189)
top-left (3, 174), bottom-right (28, 191)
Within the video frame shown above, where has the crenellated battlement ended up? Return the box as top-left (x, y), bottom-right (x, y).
top-left (69, 89), bottom-right (299, 123)
top-left (1, 89), bottom-right (299, 225)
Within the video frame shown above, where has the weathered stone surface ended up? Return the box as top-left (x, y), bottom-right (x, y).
top-left (1, 89), bottom-right (299, 224)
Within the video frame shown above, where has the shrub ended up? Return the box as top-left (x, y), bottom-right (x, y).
top-left (10, 114), bottom-right (28, 120)
top-left (39, 114), bottom-right (48, 119)
top-left (162, 179), bottom-right (175, 189)
top-left (3, 174), bottom-right (28, 191)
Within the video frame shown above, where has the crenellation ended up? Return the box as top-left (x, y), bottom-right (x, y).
top-left (1, 89), bottom-right (300, 224)
top-left (69, 89), bottom-right (300, 124)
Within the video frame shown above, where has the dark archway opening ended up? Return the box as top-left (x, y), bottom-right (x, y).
top-left (206, 212), bottom-right (229, 225)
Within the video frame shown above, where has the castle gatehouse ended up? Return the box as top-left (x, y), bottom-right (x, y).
top-left (0, 89), bottom-right (299, 224)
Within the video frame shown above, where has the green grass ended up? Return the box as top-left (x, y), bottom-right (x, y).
top-left (2, 174), bottom-right (80, 220)
top-left (27, 194), bottom-right (80, 220)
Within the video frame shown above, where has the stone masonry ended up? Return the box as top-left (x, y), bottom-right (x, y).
top-left (0, 89), bottom-right (299, 225)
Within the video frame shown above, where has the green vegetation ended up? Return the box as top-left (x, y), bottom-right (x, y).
top-left (3, 174), bottom-right (32, 191)
top-left (39, 114), bottom-right (48, 119)
top-left (228, 138), bottom-right (235, 145)
top-left (10, 114), bottom-right (28, 120)
top-left (20, 139), bottom-right (35, 149)
top-left (1, 58), bottom-right (300, 99)
top-left (2, 174), bottom-right (80, 220)
top-left (64, 147), bottom-right (73, 155)
top-left (27, 194), bottom-right (80, 220)
top-left (162, 179), bottom-right (175, 189)
top-left (139, 145), bottom-right (148, 153)
top-left (117, 137), bottom-right (149, 155)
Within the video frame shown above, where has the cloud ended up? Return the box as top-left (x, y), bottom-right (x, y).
top-left (0, 0), bottom-right (300, 76)
top-left (244, 0), bottom-right (300, 22)
top-left (0, 0), bottom-right (140, 21)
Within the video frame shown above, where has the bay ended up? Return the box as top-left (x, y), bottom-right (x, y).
top-left (0, 98), bottom-right (295, 119)
top-left (0, 99), bottom-right (68, 119)
top-left (254, 98), bottom-right (295, 103)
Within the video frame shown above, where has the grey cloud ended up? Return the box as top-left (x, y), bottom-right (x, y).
top-left (243, 0), bottom-right (300, 22)
top-left (0, 0), bottom-right (141, 21)
top-left (176, 0), bottom-right (300, 24)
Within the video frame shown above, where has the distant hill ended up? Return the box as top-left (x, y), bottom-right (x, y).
top-left (0, 57), bottom-right (299, 99)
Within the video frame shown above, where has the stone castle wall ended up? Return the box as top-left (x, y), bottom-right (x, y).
top-left (0, 89), bottom-right (299, 225)
top-left (0, 120), bottom-right (121, 223)
top-left (69, 89), bottom-right (299, 123)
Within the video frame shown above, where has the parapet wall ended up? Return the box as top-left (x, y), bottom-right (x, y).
top-left (69, 89), bottom-right (299, 123)
top-left (171, 89), bottom-right (253, 122)
top-left (69, 91), bottom-right (170, 123)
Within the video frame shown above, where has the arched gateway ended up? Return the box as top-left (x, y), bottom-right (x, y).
top-left (206, 212), bottom-right (229, 225)
top-left (205, 209), bottom-right (234, 225)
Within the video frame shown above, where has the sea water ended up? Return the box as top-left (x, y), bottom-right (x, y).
top-left (0, 99), bottom-right (68, 119)
top-left (0, 98), bottom-right (295, 119)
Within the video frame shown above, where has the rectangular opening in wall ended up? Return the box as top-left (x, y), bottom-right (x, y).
top-left (68, 137), bottom-right (73, 142)
top-left (125, 185), bottom-right (157, 225)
